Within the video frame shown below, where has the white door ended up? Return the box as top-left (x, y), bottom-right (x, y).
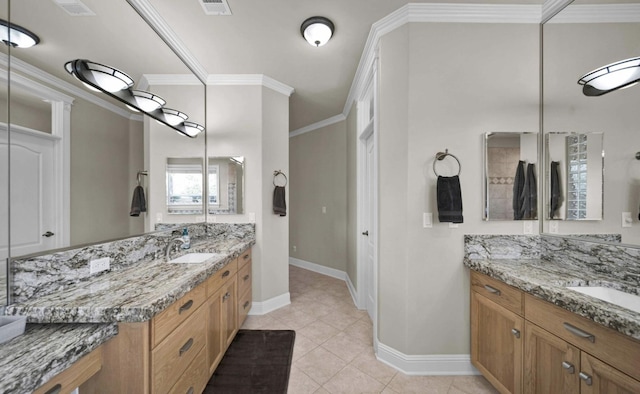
top-left (0, 127), bottom-right (57, 258)
top-left (364, 129), bottom-right (375, 321)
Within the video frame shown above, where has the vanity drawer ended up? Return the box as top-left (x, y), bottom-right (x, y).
top-left (206, 259), bottom-right (238, 297)
top-left (152, 304), bottom-right (207, 394)
top-left (34, 345), bottom-right (103, 394)
top-left (237, 259), bottom-right (252, 297)
top-left (238, 287), bottom-right (252, 328)
top-left (152, 284), bottom-right (207, 347)
top-left (525, 294), bottom-right (640, 381)
top-left (471, 271), bottom-right (523, 315)
top-left (238, 248), bottom-right (251, 268)
top-left (168, 347), bottom-right (208, 394)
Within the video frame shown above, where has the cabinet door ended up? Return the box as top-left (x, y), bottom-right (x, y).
top-left (208, 286), bottom-right (224, 374)
top-left (221, 276), bottom-right (238, 349)
top-left (524, 321), bottom-right (580, 394)
top-left (580, 353), bottom-right (640, 394)
top-left (471, 291), bottom-right (523, 394)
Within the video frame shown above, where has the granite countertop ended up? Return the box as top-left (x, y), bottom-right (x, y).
top-left (464, 258), bottom-right (640, 341)
top-left (5, 237), bottom-right (255, 323)
top-left (0, 323), bottom-right (117, 394)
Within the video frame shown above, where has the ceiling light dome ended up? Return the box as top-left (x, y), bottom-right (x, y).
top-left (127, 90), bottom-right (166, 112)
top-left (65, 59), bottom-right (133, 93)
top-left (0, 19), bottom-right (39, 48)
top-left (183, 122), bottom-right (205, 137)
top-left (301, 16), bottom-right (334, 47)
top-left (578, 56), bottom-right (640, 96)
top-left (161, 108), bottom-right (188, 126)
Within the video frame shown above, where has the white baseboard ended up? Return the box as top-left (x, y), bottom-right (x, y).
top-left (289, 257), bottom-right (347, 281)
top-left (376, 342), bottom-right (480, 376)
top-left (345, 273), bottom-right (360, 308)
top-left (248, 292), bottom-right (291, 315)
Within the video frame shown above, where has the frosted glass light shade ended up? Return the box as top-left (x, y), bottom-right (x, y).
top-left (183, 122), bottom-right (205, 137)
top-left (65, 60), bottom-right (133, 92)
top-left (579, 56), bottom-right (640, 96)
top-left (301, 17), bottom-right (334, 47)
top-left (0, 19), bottom-right (39, 48)
top-left (162, 108), bottom-right (188, 126)
top-left (127, 90), bottom-right (166, 112)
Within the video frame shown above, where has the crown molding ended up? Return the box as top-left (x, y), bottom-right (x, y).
top-left (542, 0), bottom-right (572, 23)
top-left (126, 0), bottom-right (209, 83)
top-left (0, 53), bottom-right (138, 121)
top-left (290, 114), bottom-right (346, 137)
top-left (206, 74), bottom-right (295, 97)
top-left (546, 4), bottom-right (640, 23)
top-left (138, 74), bottom-right (203, 90)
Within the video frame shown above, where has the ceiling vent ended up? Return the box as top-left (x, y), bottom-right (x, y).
top-left (52, 0), bottom-right (95, 16)
top-left (199, 0), bottom-right (232, 16)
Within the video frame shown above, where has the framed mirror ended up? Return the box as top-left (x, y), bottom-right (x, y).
top-left (1, 0), bottom-right (206, 304)
top-left (484, 132), bottom-right (538, 220)
top-left (542, 0), bottom-right (640, 245)
top-left (208, 157), bottom-right (245, 215)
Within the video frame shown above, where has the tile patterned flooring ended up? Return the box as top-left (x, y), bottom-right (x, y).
top-left (241, 265), bottom-right (498, 394)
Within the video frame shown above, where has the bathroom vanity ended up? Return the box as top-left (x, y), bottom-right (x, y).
top-left (465, 235), bottom-right (640, 394)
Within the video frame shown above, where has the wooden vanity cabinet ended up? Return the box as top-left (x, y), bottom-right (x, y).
top-left (237, 248), bottom-right (252, 327)
top-left (471, 272), bottom-right (524, 394)
top-left (35, 345), bottom-right (103, 394)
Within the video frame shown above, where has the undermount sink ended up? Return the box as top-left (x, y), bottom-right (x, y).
top-left (567, 286), bottom-right (640, 314)
top-left (167, 253), bottom-right (218, 264)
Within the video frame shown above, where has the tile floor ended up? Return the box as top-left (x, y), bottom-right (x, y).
top-left (241, 265), bottom-right (498, 394)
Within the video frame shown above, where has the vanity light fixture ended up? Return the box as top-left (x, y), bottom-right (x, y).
top-left (578, 56), bottom-right (640, 96)
top-left (183, 121), bottom-right (205, 137)
top-left (0, 19), bottom-right (40, 48)
top-left (161, 108), bottom-right (189, 126)
top-left (127, 90), bottom-right (166, 112)
top-left (65, 59), bottom-right (133, 93)
top-left (300, 16), bottom-right (334, 47)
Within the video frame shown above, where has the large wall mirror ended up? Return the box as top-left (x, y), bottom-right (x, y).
top-left (0, 0), bottom-right (206, 304)
top-left (542, 0), bottom-right (640, 244)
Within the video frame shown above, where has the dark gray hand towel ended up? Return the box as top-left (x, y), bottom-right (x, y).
top-left (130, 185), bottom-right (147, 217)
top-left (273, 186), bottom-right (286, 216)
top-left (437, 175), bottom-right (463, 223)
top-left (550, 161), bottom-right (561, 219)
top-left (513, 160), bottom-right (525, 220)
top-left (521, 163), bottom-right (537, 220)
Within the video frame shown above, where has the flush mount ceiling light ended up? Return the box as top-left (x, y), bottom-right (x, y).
top-left (65, 59), bottom-right (133, 92)
top-left (183, 121), bottom-right (205, 137)
top-left (127, 90), bottom-right (166, 112)
top-left (0, 19), bottom-right (40, 48)
top-left (578, 56), bottom-right (640, 96)
top-left (162, 108), bottom-right (189, 126)
top-left (300, 16), bottom-right (334, 47)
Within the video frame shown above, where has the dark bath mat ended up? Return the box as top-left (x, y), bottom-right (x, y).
top-left (204, 329), bottom-right (296, 394)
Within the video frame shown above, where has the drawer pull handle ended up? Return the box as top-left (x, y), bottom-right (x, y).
top-left (44, 384), bottom-right (62, 394)
top-left (243, 274), bottom-right (250, 281)
top-left (563, 323), bottom-right (595, 343)
top-left (222, 270), bottom-right (230, 278)
top-left (483, 285), bottom-right (501, 296)
top-left (244, 301), bottom-right (250, 309)
top-left (179, 300), bottom-right (193, 314)
top-left (511, 328), bottom-right (520, 339)
top-left (179, 338), bottom-right (194, 356)
top-left (562, 361), bottom-right (575, 374)
top-left (223, 292), bottom-right (231, 302)
top-left (579, 372), bottom-right (593, 386)
top-left (187, 387), bottom-right (194, 394)
top-left (243, 254), bottom-right (250, 260)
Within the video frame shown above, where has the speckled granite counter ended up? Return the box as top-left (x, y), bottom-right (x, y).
top-left (0, 323), bottom-right (117, 394)
top-left (5, 237), bottom-right (255, 323)
top-left (464, 235), bottom-right (640, 341)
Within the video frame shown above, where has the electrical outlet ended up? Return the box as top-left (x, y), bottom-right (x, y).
top-left (449, 222), bottom-right (459, 228)
top-left (523, 221), bottom-right (533, 234)
top-left (622, 212), bottom-right (632, 228)
top-left (322, 206), bottom-right (327, 214)
top-left (89, 257), bottom-right (110, 275)
top-left (292, 245), bottom-right (297, 252)
top-left (549, 221), bottom-right (559, 234)
top-left (423, 213), bottom-right (433, 228)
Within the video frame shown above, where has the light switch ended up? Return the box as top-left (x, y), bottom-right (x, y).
top-left (549, 221), bottom-right (559, 234)
top-left (322, 206), bottom-right (327, 214)
top-left (156, 213), bottom-right (163, 223)
top-left (622, 212), bottom-right (632, 228)
top-left (248, 212), bottom-right (256, 223)
top-left (423, 213), bottom-right (433, 228)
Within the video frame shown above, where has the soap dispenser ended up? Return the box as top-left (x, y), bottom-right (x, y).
top-left (181, 227), bottom-right (190, 249)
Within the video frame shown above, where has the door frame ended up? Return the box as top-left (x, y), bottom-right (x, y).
top-left (1, 67), bottom-right (73, 251)
top-left (356, 57), bottom-right (379, 351)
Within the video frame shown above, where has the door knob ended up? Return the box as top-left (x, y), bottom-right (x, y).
top-left (362, 231), bottom-right (369, 236)
top-left (42, 231), bottom-right (55, 237)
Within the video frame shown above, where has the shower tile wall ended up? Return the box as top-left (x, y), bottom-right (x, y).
top-left (488, 147), bottom-right (520, 220)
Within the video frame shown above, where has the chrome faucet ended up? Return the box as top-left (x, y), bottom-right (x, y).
top-left (165, 237), bottom-right (187, 262)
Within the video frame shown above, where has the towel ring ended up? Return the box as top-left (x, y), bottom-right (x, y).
top-left (433, 149), bottom-right (461, 177)
top-left (273, 170), bottom-right (288, 187)
top-left (137, 170), bottom-right (148, 186)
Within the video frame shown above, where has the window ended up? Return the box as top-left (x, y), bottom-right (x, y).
top-left (566, 134), bottom-right (587, 219)
top-left (166, 160), bottom-right (203, 214)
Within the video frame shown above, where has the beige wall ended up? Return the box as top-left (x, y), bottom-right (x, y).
top-left (290, 121), bottom-right (347, 272)
top-left (71, 98), bottom-right (144, 245)
top-left (206, 84), bottom-right (290, 303)
top-left (377, 22), bottom-right (540, 354)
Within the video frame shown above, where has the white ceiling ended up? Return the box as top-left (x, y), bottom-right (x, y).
top-left (5, 0), bottom-right (545, 132)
